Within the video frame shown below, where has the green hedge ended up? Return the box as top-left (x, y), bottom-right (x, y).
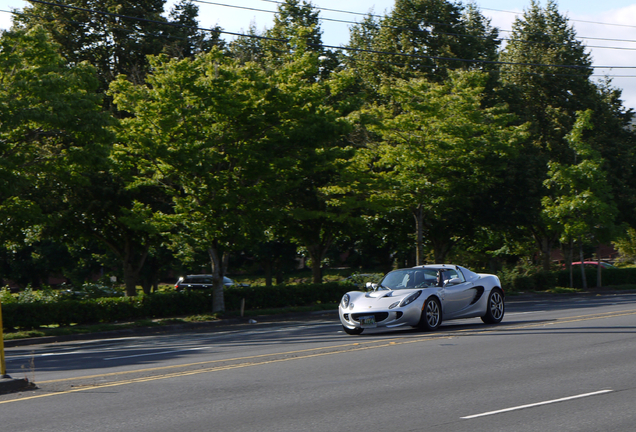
top-left (500, 267), bottom-right (636, 292)
top-left (224, 282), bottom-right (349, 311)
top-left (1, 282), bottom-right (350, 330)
top-left (500, 271), bottom-right (558, 292)
top-left (556, 267), bottom-right (636, 288)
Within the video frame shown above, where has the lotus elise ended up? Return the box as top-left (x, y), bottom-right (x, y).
top-left (339, 264), bottom-right (504, 335)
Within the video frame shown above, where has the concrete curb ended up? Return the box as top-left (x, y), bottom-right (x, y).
top-left (0, 376), bottom-right (36, 395)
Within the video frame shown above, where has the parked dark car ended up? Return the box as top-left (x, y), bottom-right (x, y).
top-left (175, 274), bottom-right (239, 291)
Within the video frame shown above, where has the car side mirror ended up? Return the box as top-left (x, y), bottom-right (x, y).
top-left (366, 282), bottom-right (378, 291)
top-left (446, 278), bottom-right (462, 286)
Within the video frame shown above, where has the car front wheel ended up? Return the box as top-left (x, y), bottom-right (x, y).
top-left (481, 288), bottom-right (505, 324)
top-left (342, 325), bottom-right (364, 335)
top-left (418, 297), bottom-right (442, 331)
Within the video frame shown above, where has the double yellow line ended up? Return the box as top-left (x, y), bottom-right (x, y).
top-left (2, 308), bottom-right (635, 405)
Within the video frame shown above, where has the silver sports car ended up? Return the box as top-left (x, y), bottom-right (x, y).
top-left (339, 264), bottom-right (504, 335)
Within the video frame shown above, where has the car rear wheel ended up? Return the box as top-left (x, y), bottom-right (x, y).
top-left (418, 297), bottom-right (442, 331)
top-left (342, 325), bottom-right (364, 335)
top-left (481, 288), bottom-right (504, 324)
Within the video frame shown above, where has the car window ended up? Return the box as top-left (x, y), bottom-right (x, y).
top-left (445, 269), bottom-right (465, 283)
top-left (184, 277), bottom-right (212, 284)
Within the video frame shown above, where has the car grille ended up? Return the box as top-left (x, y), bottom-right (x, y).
top-left (351, 312), bottom-right (389, 323)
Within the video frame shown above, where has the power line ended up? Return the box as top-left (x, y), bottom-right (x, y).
top-left (253, 0), bottom-right (636, 31)
top-left (5, 1), bottom-right (636, 71)
top-left (479, 7), bottom-right (636, 29)
top-left (7, 1), bottom-right (636, 53)
top-left (191, 0), bottom-right (636, 51)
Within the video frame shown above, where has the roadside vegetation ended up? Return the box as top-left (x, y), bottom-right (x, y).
top-left (3, 266), bottom-right (636, 341)
top-left (2, 0), bottom-right (636, 322)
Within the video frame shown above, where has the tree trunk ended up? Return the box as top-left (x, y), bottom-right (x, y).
top-left (123, 263), bottom-right (138, 297)
top-left (541, 236), bottom-right (553, 271)
top-left (568, 239), bottom-right (574, 288)
top-left (122, 242), bottom-right (148, 297)
top-left (304, 233), bottom-right (334, 284)
top-left (307, 245), bottom-right (323, 284)
top-left (208, 243), bottom-right (225, 312)
top-left (263, 260), bottom-right (273, 287)
top-left (530, 228), bottom-right (558, 272)
top-left (596, 247), bottom-right (602, 288)
top-left (413, 205), bottom-right (425, 266)
top-left (579, 239), bottom-right (587, 290)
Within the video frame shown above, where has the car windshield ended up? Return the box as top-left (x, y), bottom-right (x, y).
top-left (380, 268), bottom-right (465, 290)
top-left (380, 269), bottom-right (437, 290)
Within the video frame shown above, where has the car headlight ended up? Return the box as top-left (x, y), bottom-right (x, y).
top-left (399, 290), bottom-right (422, 307)
top-left (341, 294), bottom-right (350, 309)
top-left (388, 301), bottom-right (400, 309)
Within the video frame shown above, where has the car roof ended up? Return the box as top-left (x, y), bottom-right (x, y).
top-left (412, 264), bottom-right (461, 270)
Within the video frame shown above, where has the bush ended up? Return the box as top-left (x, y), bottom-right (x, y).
top-left (224, 282), bottom-right (349, 311)
top-left (556, 267), bottom-right (636, 288)
top-left (497, 267), bottom-right (557, 292)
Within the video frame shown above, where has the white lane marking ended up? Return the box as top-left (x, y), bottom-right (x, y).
top-left (8, 350), bottom-right (94, 361)
top-left (104, 347), bottom-right (207, 361)
top-left (461, 390), bottom-right (613, 419)
top-left (506, 311), bottom-right (546, 316)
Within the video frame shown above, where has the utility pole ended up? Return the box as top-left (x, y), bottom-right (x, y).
top-left (0, 302), bottom-right (6, 377)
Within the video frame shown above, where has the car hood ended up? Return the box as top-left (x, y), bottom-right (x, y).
top-left (349, 289), bottom-right (421, 308)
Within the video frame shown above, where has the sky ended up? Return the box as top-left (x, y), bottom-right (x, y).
top-left (1, 0), bottom-right (635, 110)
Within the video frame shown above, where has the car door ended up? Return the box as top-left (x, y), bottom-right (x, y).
top-left (440, 269), bottom-right (475, 318)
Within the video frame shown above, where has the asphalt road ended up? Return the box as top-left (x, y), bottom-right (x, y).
top-left (1, 293), bottom-right (635, 432)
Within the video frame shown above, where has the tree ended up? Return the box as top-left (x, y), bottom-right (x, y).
top-left (110, 46), bottom-right (349, 308)
top-left (162, 0), bottom-right (224, 59)
top-left (352, 71), bottom-right (525, 264)
top-left (498, 0), bottom-right (600, 270)
top-left (46, 170), bottom-right (168, 296)
top-left (345, 0), bottom-right (500, 89)
top-left (0, 27), bottom-right (115, 288)
top-left (14, 0), bottom-right (218, 92)
top-left (262, 0), bottom-right (323, 61)
top-left (541, 110), bottom-right (617, 288)
top-left (228, 23), bottom-right (265, 64)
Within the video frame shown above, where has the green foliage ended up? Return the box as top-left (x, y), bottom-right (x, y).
top-left (14, 0), bottom-right (221, 91)
top-left (2, 0), bottom-right (635, 299)
top-left (1, 290), bottom-right (211, 329)
top-left (613, 228), bottom-right (636, 264)
top-left (542, 110), bottom-right (617, 241)
top-left (224, 282), bottom-right (350, 311)
top-left (346, 0), bottom-right (500, 88)
top-left (497, 267), bottom-right (557, 292)
top-left (353, 71), bottom-right (526, 263)
top-left (497, 266), bottom-right (636, 292)
top-left (0, 287), bottom-right (16, 304)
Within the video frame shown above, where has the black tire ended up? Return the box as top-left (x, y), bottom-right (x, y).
top-left (481, 288), bottom-right (505, 324)
top-left (342, 325), bottom-right (364, 335)
top-left (418, 297), bottom-right (442, 331)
